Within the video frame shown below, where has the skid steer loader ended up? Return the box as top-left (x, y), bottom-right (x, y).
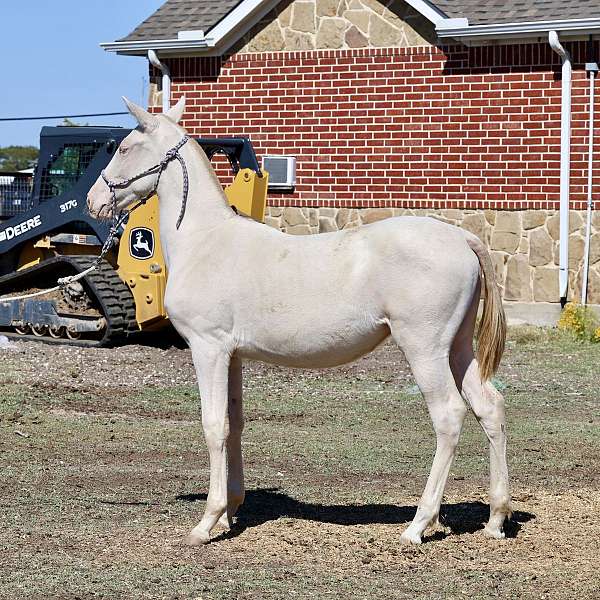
top-left (0, 126), bottom-right (271, 346)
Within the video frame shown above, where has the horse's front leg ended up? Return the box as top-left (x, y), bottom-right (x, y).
top-left (185, 343), bottom-right (231, 546)
top-left (217, 355), bottom-right (245, 530)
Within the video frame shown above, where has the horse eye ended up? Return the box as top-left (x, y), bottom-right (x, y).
top-left (119, 145), bottom-right (129, 155)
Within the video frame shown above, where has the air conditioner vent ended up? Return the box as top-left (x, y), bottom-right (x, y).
top-left (263, 156), bottom-right (296, 193)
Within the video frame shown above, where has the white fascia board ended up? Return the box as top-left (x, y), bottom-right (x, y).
top-left (437, 17), bottom-right (600, 40)
top-left (403, 0), bottom-right (448, 26)
top-left (208, 0), bottom-right (276, 46)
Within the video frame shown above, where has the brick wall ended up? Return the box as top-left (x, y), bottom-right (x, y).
top-left (151, 41), bottom-right (600, 212)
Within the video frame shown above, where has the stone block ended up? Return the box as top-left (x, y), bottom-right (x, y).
top-left (342, 220), bottom-right (360, 230)
top-left (316, 17), bottom-right (346, 48)
top-left (587, 266), bottom-right (600, 303)
top-left (278, 3), bottom-right (293, 27)
top-left (569, 210), bottom-right (583, 233)
top-left (308, 208), bottom-right (319, 227)
top-left (292, 2), bottom-right (316, 33)
top-left (490, 251), bottom-right (506, 288)
top-left (317, 0), bottom-right (339, 16)
top-left (568, 234), bottom-right (585, 269)
top-left (247, 20), bottom-right (284, 51)
top-left (441, 209), bottom-right (463, 220)
top-left (360, 0), bottom-right (385, 14)
top-left (336, 208), bottom-right (357, 229)
top-left (491, 231), bottom-right (519, 253)
top-left (484, 210), bottom-right (496, 225)
top-left (283, 207), bottom-right (309, 227)
top-left (495, 211), bottom-right (521, 234)
top-left (319, 216), bottom-right (338, 232)
top-left (267, 207), bottom-right (283, 217)
top-left (590, 232), bottom-right (600, 265)
top-left (522, 210), bottom-right (547, 230)
top-left (361, 208), bottom-right (394, 224)
top-left (518, 236), bottom-right (529, 254)
top-left (505, 254), bottom-right (532, 301)
top-left (369, 14), bottom-right (400, 46)
top-left (286, 224), bottom-right (313, 235)
top-left (284, 29), bottom-right (314, 49)
top-left (533, 267), bottom-right (559, 302)
top-left (264, 216), bottom-right (281, 229)
top-left (529, 228), bottom-right (553, 266)
top-left (345, 25), bottom-right (368, 47)
top-left (319, 207), bottom-right (338, 217)
top-left (547, 213), bottom-right (560, 240)
top-left (461, 213), bottom-right (486, 242)
top-left (343, 9), bottom-right (369, 32)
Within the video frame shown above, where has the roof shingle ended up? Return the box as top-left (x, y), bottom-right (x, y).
top-left (118, 0), bottom-right (243, 42)
top-left (434, 0), bottom-right (600, 25)
top-left (117, 0), bottom-right (600, 43)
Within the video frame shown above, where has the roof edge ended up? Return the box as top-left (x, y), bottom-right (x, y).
top-left (100, 38), bottom-right (211, 56)
top-left (101, 0), bottom-right (446, 57)
top-left (437, 17), bottom-right (600, 40)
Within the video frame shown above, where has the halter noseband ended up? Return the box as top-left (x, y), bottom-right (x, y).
top-left (101, 135), bottom-right (190, 230)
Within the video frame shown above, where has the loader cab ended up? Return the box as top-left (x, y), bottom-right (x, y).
top-left (32, 126), bottom-right (129, 207)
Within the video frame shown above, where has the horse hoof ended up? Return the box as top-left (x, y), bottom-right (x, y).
top-left (184, 530), bottom-right (210, 546)
top-left (483, 525), bottom-right (505, 540)
top-left (400, 530), bottom-right (422, 545)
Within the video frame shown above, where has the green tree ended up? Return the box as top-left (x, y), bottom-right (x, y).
top-left (61, 118), bottom-right (88, 127)
top-left (0, 146), bottom-right (39, 172)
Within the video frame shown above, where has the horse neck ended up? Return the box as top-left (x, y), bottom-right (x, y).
top-left (154, 139), bottom-right (233, 265)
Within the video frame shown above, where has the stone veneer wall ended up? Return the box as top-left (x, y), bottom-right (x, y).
top-left (264, 207), bottom-right (600, 304)
top-left (235, 0), bottom-right (435, 53)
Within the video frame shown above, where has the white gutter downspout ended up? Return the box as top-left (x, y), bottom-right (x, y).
top-left (147, 49), bottom-right (171, 111)
top-left (582, 53), bottom-right (598, 305)
top-left (549, 31), bottom-right (572, 307)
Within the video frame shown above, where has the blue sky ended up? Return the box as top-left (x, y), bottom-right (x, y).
top-left (1, 1), bottom-right (164, 147)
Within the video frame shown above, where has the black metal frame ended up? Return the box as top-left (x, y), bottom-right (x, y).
top-left (0, 127), bottom-right (269, 267)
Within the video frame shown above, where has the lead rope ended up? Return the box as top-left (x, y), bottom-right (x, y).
top-left (0, 135), bottom-right (190, 303)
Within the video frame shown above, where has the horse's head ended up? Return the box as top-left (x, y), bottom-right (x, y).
top-left (87, 96), bottom-right (186, 220)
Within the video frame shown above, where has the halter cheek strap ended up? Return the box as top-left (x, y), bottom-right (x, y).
top-left (101, 135), bottom-right (190, 230)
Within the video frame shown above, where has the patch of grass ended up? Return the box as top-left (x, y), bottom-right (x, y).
top-left (1, 333), bottom-right (600, 599)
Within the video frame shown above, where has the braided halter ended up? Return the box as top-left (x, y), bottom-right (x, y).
top-left (101, 135), bottom-right (190, 230)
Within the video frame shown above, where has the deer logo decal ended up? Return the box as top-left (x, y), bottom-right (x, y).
top-left (129, 227), bottom-right (154, 260)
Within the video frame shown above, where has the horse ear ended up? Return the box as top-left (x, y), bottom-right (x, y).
top-left (122, 97), bottom-right (158, 132)
top-left (165, 95), bottom-right (186, 124)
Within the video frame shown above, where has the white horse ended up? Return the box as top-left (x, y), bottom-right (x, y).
top-left (87, 96), bottom-right (511, 546)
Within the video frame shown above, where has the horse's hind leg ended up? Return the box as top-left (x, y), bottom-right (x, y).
top-left (451, 340), bottom-right (511, 539)
top-left (395, 341), bottom-right (468, 545)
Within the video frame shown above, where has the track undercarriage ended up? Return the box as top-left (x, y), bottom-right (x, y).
top-left (0, 256), bottom-right (137, 346)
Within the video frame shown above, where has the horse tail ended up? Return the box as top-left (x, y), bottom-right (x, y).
top-left (465, 234), bottom-right (506, 381)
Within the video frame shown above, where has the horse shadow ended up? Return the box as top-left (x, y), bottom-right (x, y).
top-left (175, 488), bottom-right (534, 543)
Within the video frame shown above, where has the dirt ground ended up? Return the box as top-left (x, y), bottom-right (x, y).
top-left (1, 327), bottom-right (599, 599)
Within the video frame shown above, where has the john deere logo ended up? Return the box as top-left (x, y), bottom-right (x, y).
top-left (129, 227), bottom-right (154, 260)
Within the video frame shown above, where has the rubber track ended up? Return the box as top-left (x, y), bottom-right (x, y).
top-left (0, 255), bottom-right (137, 347)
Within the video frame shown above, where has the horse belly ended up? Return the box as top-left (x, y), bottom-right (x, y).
top-left (236, 317), bottom-right (390, 368)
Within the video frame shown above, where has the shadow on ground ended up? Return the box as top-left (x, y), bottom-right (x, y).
top-left (176, 488), bottom-right (534, 542)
